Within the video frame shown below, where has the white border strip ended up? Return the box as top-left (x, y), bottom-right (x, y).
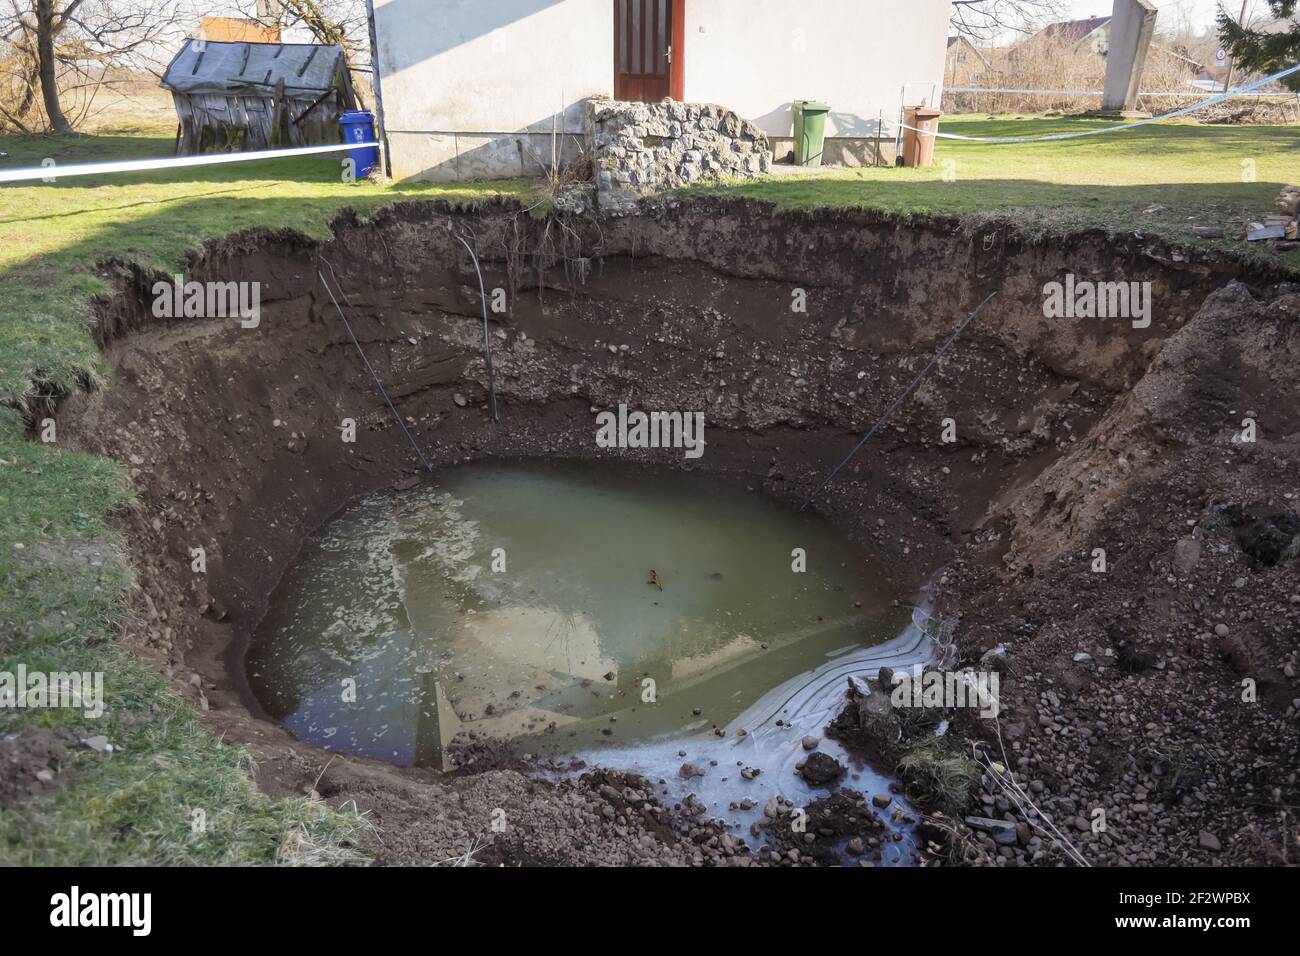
top-left (0, 140), bottom-right (379, 184)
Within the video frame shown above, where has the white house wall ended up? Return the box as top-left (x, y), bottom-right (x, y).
top-left (681, 0), bottom-right (950, 140)
top-left (372, 0), bottom-right (613, 181)
top-left (372, 0), bottom-right (950, 181)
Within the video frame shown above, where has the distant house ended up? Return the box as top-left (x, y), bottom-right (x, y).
top-left (1021, 16), bottom-right (1113, 57)
top-left (161, 39), bottom-right (357, 154)
top-left (368, 0), bottom-right (953, 182)
top-left (946, 36), bottom-right (992, 86)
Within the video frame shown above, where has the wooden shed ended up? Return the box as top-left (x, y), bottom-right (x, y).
top-left (161, 39), bottom-right (357, 154)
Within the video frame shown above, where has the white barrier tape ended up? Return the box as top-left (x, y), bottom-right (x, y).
top-left (901, 62), bottom-right (1300, 143)
top-left (948, 87), bottom-right (1105, 95)
top-left (946, 86), bottom-right (1288, 97)
top-left (0, 140), bottom-right (380, 184)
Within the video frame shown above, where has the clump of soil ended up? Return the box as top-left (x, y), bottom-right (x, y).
top-left (0, 729), bottom-right (75, 808)
top-left (1231, 509), bottom-right (1300, 568)
top-left (764, 789), bottom-right (893, 867)
top-left (44, 196), bottom-right (1300, 865)
top-left (798, 751), bottom-right (847, 786)
top-left (827, 676), bottom-right (985, 844)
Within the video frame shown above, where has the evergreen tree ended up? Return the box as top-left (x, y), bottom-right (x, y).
top-left (1218, 1), bottom-right (1300, 90)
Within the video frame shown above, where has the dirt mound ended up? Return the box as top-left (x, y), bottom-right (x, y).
top-left (762, 789), bottom-right (894, 867)
top-left (998, 282), bottom-right (1300, 572)
top-left (935, 281), bottom-right (1300, 865)
top-left (306, 758), bottom-right (738, 866)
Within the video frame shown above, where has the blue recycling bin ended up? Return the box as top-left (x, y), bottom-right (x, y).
top-left (339, 110), bottom-right (379, 178)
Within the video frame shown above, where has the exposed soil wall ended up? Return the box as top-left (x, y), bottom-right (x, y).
top-left (51, 198), bottom-right (1300, 865)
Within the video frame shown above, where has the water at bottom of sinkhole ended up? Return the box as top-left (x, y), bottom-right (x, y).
top-left (246, 460), bottom-right (909, 768)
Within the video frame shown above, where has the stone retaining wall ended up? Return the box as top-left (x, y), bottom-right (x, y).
top-left (592, 97), bottom-right (771, 211)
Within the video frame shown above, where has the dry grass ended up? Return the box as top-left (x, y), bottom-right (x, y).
top-left (946, 39), bottom-right (1228, 115)
top-left (897, 737), bottom-right (981, 817)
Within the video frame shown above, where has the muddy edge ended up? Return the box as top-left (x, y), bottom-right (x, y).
top-left (45, 197), bottom-right (1300, 865)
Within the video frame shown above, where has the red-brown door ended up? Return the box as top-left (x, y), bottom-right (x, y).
top-left (614, 0), bottom-right (684, 102)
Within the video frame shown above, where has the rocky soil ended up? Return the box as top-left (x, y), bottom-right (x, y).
top-left (833, 282), bottom-right (1300, 866)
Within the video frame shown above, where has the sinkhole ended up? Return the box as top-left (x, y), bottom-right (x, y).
top-left (51, 198), bottom-right (1291, 865)
top-left (245, 460), bottom-right (914, 769)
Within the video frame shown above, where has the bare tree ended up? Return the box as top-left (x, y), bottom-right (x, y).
top-left (950, 0), bottom-right (1068, 43)
top-left (33, 0), bottom-right (69, 129)
top-left (279, 0), bottom-right (364, 52)
top-left (1, 0), bottom-right (181, 133)
top-left (226, 0), bottom-right (368, 59)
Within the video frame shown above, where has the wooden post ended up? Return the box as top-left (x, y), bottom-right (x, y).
top-left (270, 77), bottom-right (289, 147)
top-left (1222, 0), bottom-right (1249, 92)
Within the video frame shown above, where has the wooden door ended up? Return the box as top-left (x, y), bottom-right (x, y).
top-left (614, 0), bottom-right (683, 102)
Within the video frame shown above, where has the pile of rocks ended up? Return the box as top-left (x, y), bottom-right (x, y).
top-left (1247, 184), bottom-right (1299, 244)
top-left (591, 96), bottom-right (771, 212)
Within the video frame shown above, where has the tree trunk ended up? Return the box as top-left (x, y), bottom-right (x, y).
top-left (35, 0), bottom-right (72, 133)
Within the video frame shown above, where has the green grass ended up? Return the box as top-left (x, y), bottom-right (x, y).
top-left (702, 114), bottom-right (1300, 269)
top-left (0, 412), bottom-right (367, 864)
top-left (0, 112), bottom-right (1295, 865)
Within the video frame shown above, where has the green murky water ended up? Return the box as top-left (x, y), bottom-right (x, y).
top-left (246, 460), bottom-right (906, 768)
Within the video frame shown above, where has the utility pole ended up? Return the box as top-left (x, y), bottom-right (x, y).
top-left (1222, 0), bottom-right (1249, 92)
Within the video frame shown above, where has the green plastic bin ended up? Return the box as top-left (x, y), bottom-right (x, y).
top-left (793, 100), bottom-right (831, 166)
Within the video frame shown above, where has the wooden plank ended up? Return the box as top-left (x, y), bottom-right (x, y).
top-left (671, 0), bottom-right (684, 100)
top-left (641, 0), bottom-right (649, 76)
top-left (656, 0), bottom-right (665, 76)
top-left (655, 0), bottom-right (662, 75)
top-left (297, 45), bottom-right (319, 78)
top-left (291, 87), bottom-right (335, 126)
top-left (614, 0), bottom-right (622, 97)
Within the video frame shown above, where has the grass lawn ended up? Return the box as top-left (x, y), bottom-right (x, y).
top-left (0, 112), bottom-right (1295, 864)
top-left (706, 114), bottom-right (1300, 269)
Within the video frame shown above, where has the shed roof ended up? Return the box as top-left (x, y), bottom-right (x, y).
top-left (162, 39), bottom-right (347, 97)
